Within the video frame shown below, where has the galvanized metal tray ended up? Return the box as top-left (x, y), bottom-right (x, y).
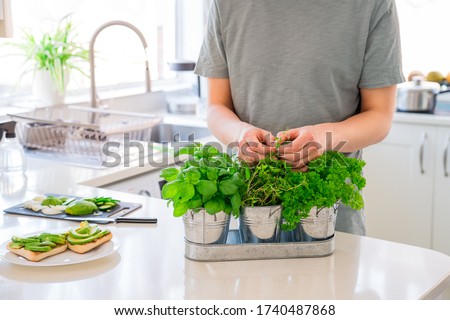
top-left (185, 229), bottom-right (335, 262)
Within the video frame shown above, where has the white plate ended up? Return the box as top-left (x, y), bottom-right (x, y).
top-left (0, 232), bottom-right (120, 267)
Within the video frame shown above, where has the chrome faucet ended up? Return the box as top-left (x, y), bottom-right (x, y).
top-left (89, 20), bottom-right (151, 116)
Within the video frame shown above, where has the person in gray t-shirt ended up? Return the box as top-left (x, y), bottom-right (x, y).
top-left (194, 0), bottom-right (405, 235)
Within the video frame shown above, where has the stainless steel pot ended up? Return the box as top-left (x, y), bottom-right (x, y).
top-left (397, 76), bottom-right (450, 113)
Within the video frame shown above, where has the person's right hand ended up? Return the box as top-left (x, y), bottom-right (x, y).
top-left (238, 126), bottom-right (276, 165)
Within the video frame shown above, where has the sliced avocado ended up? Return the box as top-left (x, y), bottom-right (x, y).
top-left (67, 230), bottom-right (110, 245)
top-left (24, 244), bottom-right (52, 252)
top-left (77, 226), bottom-right (91, 234)
top-left (65, 200), bottom-right (98, 216)
top-left (41, 196), bottom-right (63, 206)
top-left (69, 228), bottom-right (90, 239)
top-left (39, 234), bottom-right (66, 245)
top-left (11, 235), bottom-right (39, 243)
top-left (9, 243), bottom-right (23, 249)
top-left (39, 240), bottom-right (57, 248)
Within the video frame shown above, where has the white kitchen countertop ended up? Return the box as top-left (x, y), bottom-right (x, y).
top-left (394, 111), bottom-right (450, 126)
top-left (1, 157), bottom-right (450, 300)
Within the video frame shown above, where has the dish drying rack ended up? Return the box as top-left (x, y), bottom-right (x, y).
top-left (9, 106), bottom-right (162, 165)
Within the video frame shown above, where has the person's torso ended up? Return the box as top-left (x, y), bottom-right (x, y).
top-left (216, 0), bottom-right (382, 134)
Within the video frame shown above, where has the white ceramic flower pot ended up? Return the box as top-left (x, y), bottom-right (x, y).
top-left (32, 70), bottom-right (69, 106)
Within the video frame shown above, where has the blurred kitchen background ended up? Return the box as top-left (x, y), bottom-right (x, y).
top-left (0, 0), bottom-right (449, 110)
top-left (1, 0), bottom-right (450, 256)
top-left (0, 0), bottom-right (210, 111)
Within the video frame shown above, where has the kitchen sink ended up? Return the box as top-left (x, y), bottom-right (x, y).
top-left (149, 123), bottom-right (211, 143)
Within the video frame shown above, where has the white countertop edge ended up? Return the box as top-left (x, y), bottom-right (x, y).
top-left (394, 112), bottom-right (450, 126)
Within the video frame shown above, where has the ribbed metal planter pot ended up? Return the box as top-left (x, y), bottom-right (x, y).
top-left (239, 205), bottom-right (282, 243)
top-left (291, 203), bottom-right (340, 242)
top-left (183, 209), bottom-right (231, 245)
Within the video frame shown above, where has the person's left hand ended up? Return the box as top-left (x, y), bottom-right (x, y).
top-left (276, 126), bottom-right (325, 171)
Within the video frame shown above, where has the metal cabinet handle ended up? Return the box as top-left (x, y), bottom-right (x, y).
top-left (444, 135), bottom-right (450, 177)
top-left (419, 132), bottom-right (427, 175)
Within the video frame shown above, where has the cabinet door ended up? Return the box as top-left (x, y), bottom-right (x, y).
top-left (363, 123), bottom-right (436, 248)
top-left (432, 127), bottom-right (450, 255)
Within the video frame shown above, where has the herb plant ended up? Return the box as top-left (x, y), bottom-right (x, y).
top-left (10, 15), bottom-right (89, 93)
top-left (241, 151), bottom-right (366, 231)
top-left (160, 144), bottom-right (245, 218)
top-left (241, 154), bottom-right (290, 207)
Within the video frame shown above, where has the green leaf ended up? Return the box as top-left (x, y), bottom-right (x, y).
top-left (178, 182), bottom-right (196, 202)
top-left (173, 202), bottom-right (189, 217)
top-left (231, 172), bottom-right (245, 187)
top-left (224, 202), bottom-right (232, 215)
top-left (204, 196), bottom-right (226, 215)
top-left (174, 143), bottom-right (201, 157)
top-left (161, 180), bottom-right (183, 200)
top-left (230, 193), bottom-right (241, 218)
top-left (196, 180), bottom-right (218, 197)
top-left (204, 145), bottom-right (220, 157)
top-left (160, 167), bottom-right (179, 182)
top-left (206, 167), bottom-right (219, 181)
top-left (218, 169), bottom-right (230, 177)
top-left (218, 178), bottom-right (239, 195)
top-left (183, 167), bottom-right (201, 185)
top-left (187, 194), bottom-right (203, 210)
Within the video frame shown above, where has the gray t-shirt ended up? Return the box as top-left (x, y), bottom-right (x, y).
top-left (195, 0), bottom-right (405, 135)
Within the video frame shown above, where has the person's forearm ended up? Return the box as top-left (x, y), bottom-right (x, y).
top-left (207, 103), bottom-right (254, 146)
top-left (315, 86), bottom-right (397, 153)
top-left (316, 108), bottom-right (394, 153)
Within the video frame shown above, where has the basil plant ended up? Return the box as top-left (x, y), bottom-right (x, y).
top-left (160, 144), bottom-right (245, 218)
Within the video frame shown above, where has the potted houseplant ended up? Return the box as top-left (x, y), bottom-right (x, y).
top-left (240, 150), bottom-right (366, 243)
top-left (10, 15), bottom-right (89, 106)
top-left (280, 151), bottom-right (366, 241)
top-left (160, 143), bottom-right (246, 245)
top-left (239, 154), bottom-right (287, 243)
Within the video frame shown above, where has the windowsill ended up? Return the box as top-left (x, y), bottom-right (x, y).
top-left (0, 78), bottom-right (196, 121)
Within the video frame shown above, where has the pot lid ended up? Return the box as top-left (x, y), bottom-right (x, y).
top-left (398, 76), bottom-right (440, 93)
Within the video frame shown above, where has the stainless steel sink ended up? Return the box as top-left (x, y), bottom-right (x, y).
top-left (150, 123), bottom-right (211, 143)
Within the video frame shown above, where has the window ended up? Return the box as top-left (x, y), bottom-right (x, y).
top-left (396, 0), bottom-right (450, 78)
top-left (0, 0), bottom-right (208, 103)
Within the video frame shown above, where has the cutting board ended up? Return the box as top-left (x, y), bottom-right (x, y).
top-left (3, 193), bottom-right (142, 224)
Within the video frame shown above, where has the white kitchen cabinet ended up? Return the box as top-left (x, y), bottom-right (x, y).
top-left (363, 122), bottom-right (437, 249)
top-left (432, 127), bottom-right (450, 255)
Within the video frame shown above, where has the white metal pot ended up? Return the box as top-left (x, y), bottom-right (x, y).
top-left (183, 209), bottom-right (230, 245)
top-left (239, 205), bottom-right (282, 243)
top-left (295, 203), bottom-right (340, 241)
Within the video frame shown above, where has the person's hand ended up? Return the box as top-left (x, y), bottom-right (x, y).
top-left (238, 126), bottom-right (276, 165)
top-left (276, 126), bottom-right (325, 171)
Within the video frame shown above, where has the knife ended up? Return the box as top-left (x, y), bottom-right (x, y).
top-left (64, 216), bottom-right (158, 224)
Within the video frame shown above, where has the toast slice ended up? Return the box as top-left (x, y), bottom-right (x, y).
top-left (67, 232), bottom-right (113, 254)
top-left (7, 243), bottom-right (68, 262)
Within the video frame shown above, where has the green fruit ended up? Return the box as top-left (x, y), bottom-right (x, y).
top-left (41, 196), bottom-right (63, 206)
top-left (67, 230), bottom-right (110, 245)
top-left (69, 226), bottom-right (100, 239)
top-left (9, 243), bottom-right (23, 249)
top-left (65, 200), bottom-right (98, 216)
